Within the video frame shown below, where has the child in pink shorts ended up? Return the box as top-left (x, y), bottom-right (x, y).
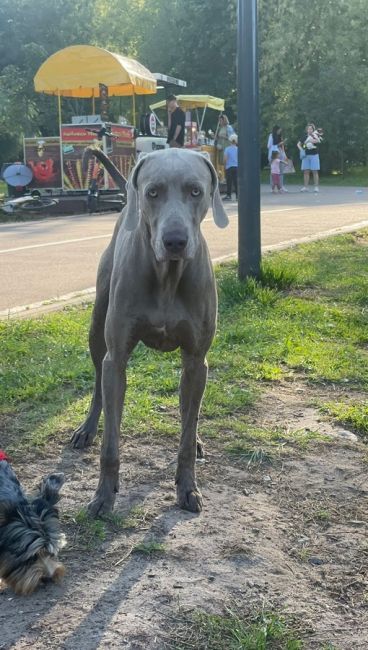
top-left (271, 151), bottom-right (286, 193)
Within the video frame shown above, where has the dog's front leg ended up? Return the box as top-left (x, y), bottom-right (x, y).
top-left (88, 324), bottom-right (134, 517)
top-left (176, 351), bottom-right (208, 513)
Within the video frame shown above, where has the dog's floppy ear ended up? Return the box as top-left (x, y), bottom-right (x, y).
top-left (199, 152), bottom-right (229, 229)
top-left (124, 153), bottom-right (148, 231)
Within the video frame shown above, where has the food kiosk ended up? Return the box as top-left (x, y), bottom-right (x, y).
top-left (7, 47), bottom-right (226, 214)
top-left (30, 44), bottom-right (157, 192)
top-left (149, 94), bottom-right (225, 180)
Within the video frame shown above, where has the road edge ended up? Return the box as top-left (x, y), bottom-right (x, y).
top-left (1, 219), bottom-right (368, 320)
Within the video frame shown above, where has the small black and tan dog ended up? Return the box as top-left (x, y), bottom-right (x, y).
top-left (0, 451), bottom-right (66, 595)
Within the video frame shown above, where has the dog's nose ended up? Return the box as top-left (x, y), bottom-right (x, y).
top-left (162, 231), bottom-right (188, 255)
top-left (40, 556), bottom-right (65, 582)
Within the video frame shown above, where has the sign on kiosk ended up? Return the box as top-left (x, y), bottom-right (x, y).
top-left (60, 124), bottom-right (135, 190)
top-left (24, 137), bottom-right (62, 189)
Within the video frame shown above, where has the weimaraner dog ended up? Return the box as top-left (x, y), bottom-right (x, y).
top-left (71, 147), bottom-right (229, 517)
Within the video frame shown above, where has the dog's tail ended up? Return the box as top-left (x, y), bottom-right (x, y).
top-left (82, 147), bottom-right (128, 194)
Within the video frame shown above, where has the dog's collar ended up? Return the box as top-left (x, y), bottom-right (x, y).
top-left (0, 450), bottom-right (9, 461)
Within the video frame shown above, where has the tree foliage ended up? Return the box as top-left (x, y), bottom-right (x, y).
top-left (259, 0), bottom-right (368, 170)
top-left (0, 0), bottom-right (94, 160)
top-left (0, 0), bottom-right (367, 171)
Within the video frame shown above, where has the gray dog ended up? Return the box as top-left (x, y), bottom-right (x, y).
top-left (72, 148), bottom-right (229, 517)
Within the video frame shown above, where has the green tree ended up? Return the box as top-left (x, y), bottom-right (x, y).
top-left (136, 0), bottom-right (237, 101)
top-left (1, 0), bottom-right (368, 173)
top-left (259, 0), bottom-right (368, 170)
top-left (0, 0), bottom-right (94, 164)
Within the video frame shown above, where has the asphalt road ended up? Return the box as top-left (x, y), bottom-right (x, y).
top-left (1, 185), bottom-right (368, 317)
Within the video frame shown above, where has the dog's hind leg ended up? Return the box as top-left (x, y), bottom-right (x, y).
top-left (71, 297), bottom-right (107, 448)
top-left (71, 256), bottom-right (111, 449)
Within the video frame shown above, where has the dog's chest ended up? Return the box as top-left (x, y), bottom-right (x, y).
top-left (140, 310), bottom-right (196, 352)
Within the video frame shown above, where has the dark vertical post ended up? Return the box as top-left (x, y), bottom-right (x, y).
top-left (237, 0), bottom-right (261, 279)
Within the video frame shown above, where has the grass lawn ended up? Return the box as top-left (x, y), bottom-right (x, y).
top-left (167, 608), bottom-right (303, 649)
top-left (1, 230), bottom-right (367, 450)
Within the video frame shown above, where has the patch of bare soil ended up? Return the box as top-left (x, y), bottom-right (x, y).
top-left (1, 382), bottom-right (367, 649)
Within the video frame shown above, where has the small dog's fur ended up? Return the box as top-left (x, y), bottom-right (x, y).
top-left (305, 126), bottom-right (323, 149)
top-left (0, 452), bottom-right (66, 595)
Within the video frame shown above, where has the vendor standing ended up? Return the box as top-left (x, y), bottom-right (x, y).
top-left (215, 114), bottom-right (235, 164)
top-left (167, 95), bottom-right (185, 148)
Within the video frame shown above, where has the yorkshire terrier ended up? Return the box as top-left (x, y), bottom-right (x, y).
top-left (0, 451), bottom-right (66, 595)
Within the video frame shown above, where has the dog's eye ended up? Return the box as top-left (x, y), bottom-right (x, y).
top-left (191, 187), bottom-right (202, 197)
top-left (147, 188), bottom-right (158, 198)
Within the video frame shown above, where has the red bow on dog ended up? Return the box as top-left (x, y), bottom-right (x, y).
top-left (0, 450), bottom-right (8, 462)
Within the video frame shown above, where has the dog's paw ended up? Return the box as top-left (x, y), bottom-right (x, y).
top-left (196, 438), bottom-right (205, 459)
top-left (87, 492), bottom-right (115, 518)
top-left (177, 486), bottom-right (203, 513)
top-left (70, 423), bottom-right (96, 449)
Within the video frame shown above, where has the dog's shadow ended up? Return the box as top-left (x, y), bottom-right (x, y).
top-left (62, 503), bottom-right (194, 649)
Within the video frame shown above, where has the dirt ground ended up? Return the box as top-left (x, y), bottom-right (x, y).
top-left (1, 381), bottom-right (367, 649)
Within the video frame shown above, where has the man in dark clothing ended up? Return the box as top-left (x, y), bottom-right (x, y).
top-left (166, 95), bottom-right (186, 147)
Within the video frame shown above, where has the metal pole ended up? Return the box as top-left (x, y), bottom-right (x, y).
top-left (132, 92), bottom-right (136, 126)
top-left (199, 105), bottom-right (207, 131)
top-left (237, 0), bottom-right (261, 279)
top-left (57, 91), bottom-right (62, 130)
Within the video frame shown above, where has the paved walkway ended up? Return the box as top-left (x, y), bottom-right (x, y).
top-left (210, 185), bottom-right (368, 262)
top-left (1, 185), bottom-right (367, 318)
